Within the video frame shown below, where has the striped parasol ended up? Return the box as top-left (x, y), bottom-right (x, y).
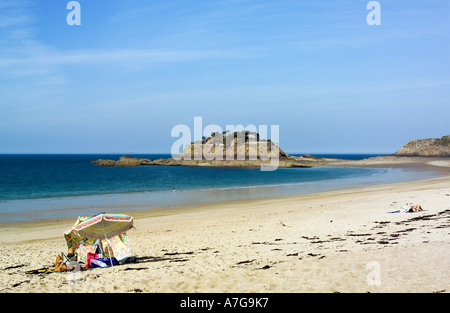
top-left (74, 213), bottom-right (133, 240)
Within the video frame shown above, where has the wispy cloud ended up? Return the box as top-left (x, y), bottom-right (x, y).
top-left (1, 48), bottom-right (246, 67)
top-left (0, 0), bottom-right (36, 40)
top-left (0, 0), bottom-right (256, 79)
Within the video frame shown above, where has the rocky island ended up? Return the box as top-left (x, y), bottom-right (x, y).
top-left (91, 133), bottom-right (450, 168)
top-left (91, 130), bottom-right (343, 168)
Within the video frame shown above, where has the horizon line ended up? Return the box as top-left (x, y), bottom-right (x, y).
top-left (0, 152), bottom-right (393, 155)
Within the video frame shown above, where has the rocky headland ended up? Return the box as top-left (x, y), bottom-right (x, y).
top-left (394, 135), bottom-right (450, 157)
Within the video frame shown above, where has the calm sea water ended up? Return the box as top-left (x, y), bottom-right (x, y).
top-left (0, 154), bottom-right (440, 222)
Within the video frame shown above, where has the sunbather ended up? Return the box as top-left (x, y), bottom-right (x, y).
top-left (408, 204), bottom-right (423, 212)
top-left (390, 204), bottom-right (424, 213)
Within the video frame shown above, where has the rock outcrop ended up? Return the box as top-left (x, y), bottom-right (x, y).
top-left (394, 135), bottom-right (450, 157)
top-left (177, 130), bottom-right (288, 161)
top-left (92, 156), bottom-right (153, 167)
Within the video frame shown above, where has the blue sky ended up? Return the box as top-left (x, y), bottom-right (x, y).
top-left (0, 0), bottom-right (449, 154)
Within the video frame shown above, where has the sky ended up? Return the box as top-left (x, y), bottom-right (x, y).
top-left (0, 0), bottom-right (449, 154)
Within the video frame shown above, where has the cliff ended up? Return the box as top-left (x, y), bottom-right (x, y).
top-left (394, 135), bottom-right (450, 157)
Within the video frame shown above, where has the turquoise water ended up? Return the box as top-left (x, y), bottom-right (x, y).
top-left (0, 154), bottom-right (440, 222)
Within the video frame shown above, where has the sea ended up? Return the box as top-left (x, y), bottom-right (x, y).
top-left (0, 154), bottom-right (442, 222)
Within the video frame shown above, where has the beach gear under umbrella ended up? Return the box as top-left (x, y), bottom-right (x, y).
top-left (74, 213), bottom-right (133, 266)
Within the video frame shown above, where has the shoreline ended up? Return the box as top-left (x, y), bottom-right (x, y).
top-left (0, 165), bottom-right (448, 244)
top-left (0, 158), bottom-right (448, 236)
top-left (0, 156), bottom-right (450, 224)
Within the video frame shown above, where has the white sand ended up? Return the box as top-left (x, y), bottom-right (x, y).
top-left (1, 172), bottom-right (449, 293)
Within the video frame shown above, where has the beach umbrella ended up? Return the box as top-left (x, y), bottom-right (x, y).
top-left (74, 213), bottom-right (133, 240)
top-left (64, 215), bottom-right (133, 264)
top-left (74, 213), bottom-right (133, 266)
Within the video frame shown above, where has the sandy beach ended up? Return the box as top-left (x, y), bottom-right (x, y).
top-left (0, 159), bottom-right (449, 293)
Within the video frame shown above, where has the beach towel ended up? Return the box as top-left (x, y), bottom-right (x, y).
top-left (90, 257), bottom-right (119, 268)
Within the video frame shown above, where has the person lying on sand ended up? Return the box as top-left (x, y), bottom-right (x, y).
top-left (407, 204), bottom-right (423, 212)
top-left (389, 204), bottom-right (424, 213)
